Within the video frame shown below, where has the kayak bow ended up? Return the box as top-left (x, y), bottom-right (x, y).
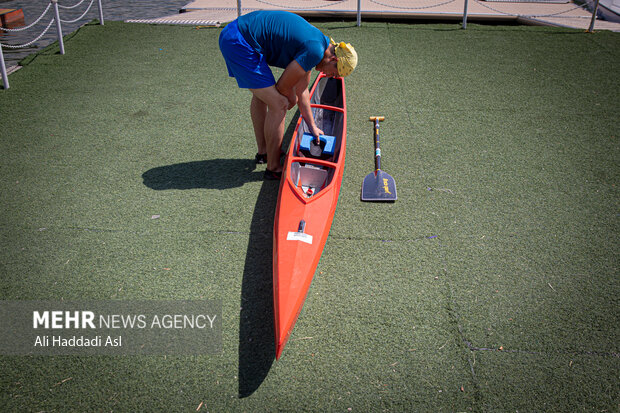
top-left (273, 73), bottom-right (347, 359)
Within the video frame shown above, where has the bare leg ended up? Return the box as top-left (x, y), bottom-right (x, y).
top-left (250, 94), bottom-right (267, 155)
top-left (249, 86), bottom-right (288, 172)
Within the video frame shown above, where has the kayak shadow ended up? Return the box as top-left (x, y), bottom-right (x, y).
top-left (141, 158), bottom-right (263, 190)
top-left (238, 180), bottom-right (278, 398)
top-left (238, 111), bottom-right (299, 398)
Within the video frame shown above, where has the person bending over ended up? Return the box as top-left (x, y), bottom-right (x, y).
top-left (219, 10), bottom-right (357, 180)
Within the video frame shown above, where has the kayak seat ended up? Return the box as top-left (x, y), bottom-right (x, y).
top-left (299, 132), bottom-right (335, 160)
top-left (292, 162), bottom-right (328, 189)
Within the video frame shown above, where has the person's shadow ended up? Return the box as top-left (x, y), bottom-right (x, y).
top-left (142, 158), bottom-right (263, 190)
top-left (141, 112), bottom-right (300, 398)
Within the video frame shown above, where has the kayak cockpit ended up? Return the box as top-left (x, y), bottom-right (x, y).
top-left (289, 161), bottom-right (332, 198)
top-left (286, 76), bottom-right (345, 200)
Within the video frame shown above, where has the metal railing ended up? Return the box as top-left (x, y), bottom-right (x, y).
top-left (0, 0), bottom-right (104, 89)
top-left (1, 0), bottom-right (605, 89)
top-left (233, 0), bottom-right (601, 30)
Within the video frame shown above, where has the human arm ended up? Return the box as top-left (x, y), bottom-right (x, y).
top-left (277, 60), bottom-right (324, 139)
top-left (296, 72), bottom-right (323, 140)
top-left (276, 60), bottom-right (307, 110)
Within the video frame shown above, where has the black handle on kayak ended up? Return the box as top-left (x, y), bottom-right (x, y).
top-left (369, 116), bottom-right (385, 172)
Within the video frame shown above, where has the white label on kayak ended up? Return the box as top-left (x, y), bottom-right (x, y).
top-left (287, 231), bottom-right (313, 245)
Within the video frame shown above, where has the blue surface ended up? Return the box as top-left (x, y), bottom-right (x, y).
top-left (300, 133), bottom-right (335, 155)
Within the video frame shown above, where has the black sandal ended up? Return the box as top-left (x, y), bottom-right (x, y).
top-left (264, 169), bottom-right (282, 181)
top-left (255, 153), bottom-right (267, 164)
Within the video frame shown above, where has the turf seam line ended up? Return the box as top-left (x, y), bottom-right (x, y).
top-left (433, 235), bottom-right (484, 406)
top-left (462, 342), bottom-right (620, 358)
top-left (408, 107), bottom-right (605, 116)
top-left (329, 234), bottom-right (438, 242)
top-left (1, 226), bottom-right (440, 243)
top-left (0, 226), bottom-right (261, 237)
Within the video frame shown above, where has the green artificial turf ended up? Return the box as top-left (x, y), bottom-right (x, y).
top-left (0, 20), bottom-right (618, 411)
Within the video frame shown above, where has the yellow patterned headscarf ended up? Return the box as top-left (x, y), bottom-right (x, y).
top-left (330, 38), bottom-right (357, 77)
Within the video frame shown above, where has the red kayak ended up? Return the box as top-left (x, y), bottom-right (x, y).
top-left (273, 72), bottom-right (347, 359)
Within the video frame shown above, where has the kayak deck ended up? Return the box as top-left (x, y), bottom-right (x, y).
top-left (273, 73), bottom-right (347, 359)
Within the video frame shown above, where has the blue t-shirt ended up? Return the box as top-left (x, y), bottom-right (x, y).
top-left (237, 11), bottom-right (329, 72)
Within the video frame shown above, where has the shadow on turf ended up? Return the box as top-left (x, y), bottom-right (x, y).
top-left (238, 181), bottom-right (279, 398)
top-left (238, 112), bottom-right (299, 398)
top-left (141, 114), bottom-right (300, 397)
top-left (141, 158), bottom-right (264, 190)
top-left (142, 158), bottom-right (279, 396)
top-left (141, 157), bottom-right (278, 395)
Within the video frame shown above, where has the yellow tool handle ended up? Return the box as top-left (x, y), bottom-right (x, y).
top-left (369, 116), bottom-right (385, 121)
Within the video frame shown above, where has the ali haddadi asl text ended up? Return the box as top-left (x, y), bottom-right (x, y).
top-left (34, 335), bottom-right (121, 347)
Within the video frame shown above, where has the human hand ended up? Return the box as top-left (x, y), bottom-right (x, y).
top-left (312, 127), bottom-right (324, 142)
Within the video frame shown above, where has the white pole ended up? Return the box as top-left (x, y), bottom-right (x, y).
top-left (462, 0), bottom-right (469, 29)
top-left (51, 0), bottom-right (65, 55)
top-left (587, 0), bottom-right (600, 32)
top-left (357, 0), bottom-right (361, 27)
top-left (97, 0), bottom-right (105, 25)
top-left (0, 44), bottom-right (9, 90)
